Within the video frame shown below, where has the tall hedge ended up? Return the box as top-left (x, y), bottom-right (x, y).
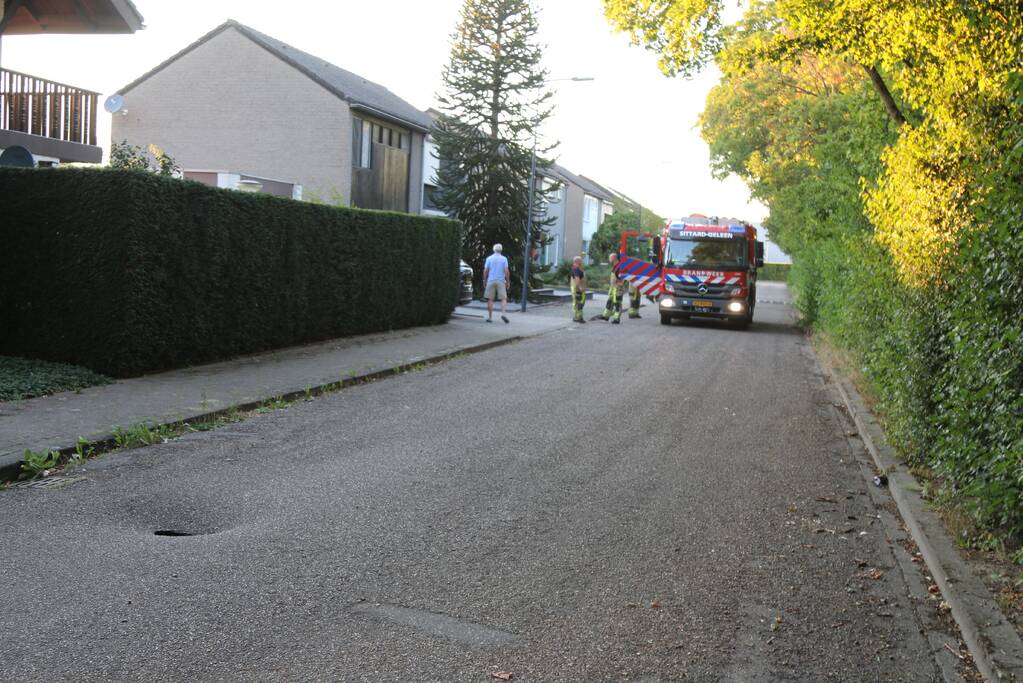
top-left (0, 168), bottom-right (461, 377)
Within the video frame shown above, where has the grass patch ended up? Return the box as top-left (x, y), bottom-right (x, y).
top-left (0, 356), bottom-right (111, 401)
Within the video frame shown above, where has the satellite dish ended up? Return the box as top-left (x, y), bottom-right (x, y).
top-left (104, 94), bottom-right (125, 114)
top-left (0, 146), bottom-right (36, 168)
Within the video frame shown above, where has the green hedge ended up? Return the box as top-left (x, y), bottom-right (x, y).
top-left (792, 222), bottom-right (1023, 548)
top-left (0, 168), bottom-right (461, 377)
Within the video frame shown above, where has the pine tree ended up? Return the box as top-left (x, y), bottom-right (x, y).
top-left (433, 0), bottom-right (555, 295)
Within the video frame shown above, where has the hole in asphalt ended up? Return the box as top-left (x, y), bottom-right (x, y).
top-left (153, 529), bottom-right (196, 537)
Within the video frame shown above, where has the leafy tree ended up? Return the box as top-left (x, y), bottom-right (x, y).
top-left (604, 0), bottom-right (1023, 546)
top-left (109, 141), bottom-right (179, 176)
top-left (433, 0), bottom-right (555, 294)
top-left (586, 209), bottom-right (663, 263)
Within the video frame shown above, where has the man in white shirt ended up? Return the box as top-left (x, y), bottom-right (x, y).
top-left (483, 243), bottom-right (511, 323)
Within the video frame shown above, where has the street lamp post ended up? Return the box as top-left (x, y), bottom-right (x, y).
top-left (521, 76), bottom-right (594, 313)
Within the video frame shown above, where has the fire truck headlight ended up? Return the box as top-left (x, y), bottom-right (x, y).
top-left (727, 301), bottom-right (745, 313)
top-left (661, 297), bottom-right (675, 308)
top-left (730, 287), bottom-right (743, 296)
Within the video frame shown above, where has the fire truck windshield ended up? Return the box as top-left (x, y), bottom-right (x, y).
top-left (666, 237), bottom-right (747, 269)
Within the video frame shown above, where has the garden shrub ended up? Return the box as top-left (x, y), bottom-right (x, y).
top-left (0, 168), bottom-right (461, 377)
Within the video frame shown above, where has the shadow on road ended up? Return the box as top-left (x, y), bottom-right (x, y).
top-left (661, 317), bottom-right (802, 336)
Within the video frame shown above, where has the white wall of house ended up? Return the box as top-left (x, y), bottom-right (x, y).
top-left (759, 226), bottom-right (792, 264)
top-left (420, 136), bottom-right (446, 216)
top-left (581, 193), bottom-right (603, 261)
top-left (112, 27), bottom-right (353, 203)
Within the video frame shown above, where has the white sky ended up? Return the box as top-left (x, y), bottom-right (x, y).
top-left (1, 0), bottom-right (766, 221)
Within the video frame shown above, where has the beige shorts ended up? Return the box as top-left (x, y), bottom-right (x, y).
top-left (484, 280), bottom-right (507, 301)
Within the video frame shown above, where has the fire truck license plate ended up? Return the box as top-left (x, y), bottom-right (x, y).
top-left (693, 300), bottom-right (714, 309)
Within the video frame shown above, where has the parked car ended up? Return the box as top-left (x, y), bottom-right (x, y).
top-left (458, 260), bottom-right (474, 305)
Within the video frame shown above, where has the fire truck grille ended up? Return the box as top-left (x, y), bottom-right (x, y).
top-left (674, 284), bottom-right (733, 297)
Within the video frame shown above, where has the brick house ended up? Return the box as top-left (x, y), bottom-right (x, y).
top-left (111, 20), bottom-right (430, 212)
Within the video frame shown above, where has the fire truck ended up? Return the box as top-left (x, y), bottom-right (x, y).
top-left (618, 219), bottom-right (764, 329)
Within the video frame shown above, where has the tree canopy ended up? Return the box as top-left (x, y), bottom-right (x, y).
top-left (603, 0), bottom-right (1023, 552)
top-left (433, 0), bottom-right (555, 293)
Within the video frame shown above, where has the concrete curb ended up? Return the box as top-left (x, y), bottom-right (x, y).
top-left (1, 335), bottom-right (524, 483)
top-left (827, 371), bottom-right (1023, 681)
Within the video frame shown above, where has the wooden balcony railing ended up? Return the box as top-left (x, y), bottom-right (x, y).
top-left (1, 68), bottom-right (99, 147)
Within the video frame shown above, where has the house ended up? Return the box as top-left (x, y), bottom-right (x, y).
top-left (111, 20), bottom-right (431, 212)
top-left (539, 163), bottom-right (615, 265)
top-left (0, 0), bottom-right (144, 165)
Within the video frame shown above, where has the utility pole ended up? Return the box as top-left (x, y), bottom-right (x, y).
top-left (520, 137), bottom-right (538, 312)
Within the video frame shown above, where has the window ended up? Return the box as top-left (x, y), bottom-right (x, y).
top-left (666, 237), bottom-right (747, 269)
top-left (352, 117), bottom-right (372, 168)
top-left (354, 117), bottom-right (409, 165)
top-left (423, 184), bottom-right (442, 212)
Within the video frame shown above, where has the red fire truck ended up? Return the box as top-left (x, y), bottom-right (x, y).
top-left (618, 220), bottom-right (764, 329)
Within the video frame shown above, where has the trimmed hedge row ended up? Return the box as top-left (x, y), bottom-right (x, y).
top-left (0, 168), bottom-right (461, 377)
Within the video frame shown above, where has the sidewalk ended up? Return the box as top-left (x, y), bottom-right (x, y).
top-left (0, 309), bottom-right (572, 476)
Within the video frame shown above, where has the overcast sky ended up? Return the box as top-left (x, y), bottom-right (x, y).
top-left (2, 0), bottom-right (766, 221)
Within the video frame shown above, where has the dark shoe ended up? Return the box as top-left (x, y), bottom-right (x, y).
top-left (501, 315), bottom-right (509, 324)
top-left (629, 313), bottom-right (641, 319)
top-left (486, 318), bottom-right (493, 322)
top-left (611, 318), bottom-right (620, 324)
top-left (574, 318), bottom-right (586, 324)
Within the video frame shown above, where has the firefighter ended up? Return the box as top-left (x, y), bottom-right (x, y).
top-left (594, 252), bottom-right (625, 324)
top-left (628, 282), bottom-right (642, 319)
top-left (569, 255), bottom-right (587, 323)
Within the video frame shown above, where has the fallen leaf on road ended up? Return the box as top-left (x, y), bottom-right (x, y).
top-left (928, 584), bottom-right (941, 594)
top-left (815, 496), bottom-right (838, 503)
top-left (650, 601), bottom-right (661, 609)
top-left (492, 672), bottom-right (514, 680)
top-left (866, 568), bottom-right (884, 580)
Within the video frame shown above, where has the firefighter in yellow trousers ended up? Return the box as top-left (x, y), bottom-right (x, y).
top-left (569, 255), bottom-right (587, 323)
top-left (628, 283), bottom-right (642, 319)
top-left (595, 252), bottom-right (625, 324)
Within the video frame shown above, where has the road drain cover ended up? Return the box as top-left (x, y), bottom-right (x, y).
top-left (153, 529), bottom-right (195, 537)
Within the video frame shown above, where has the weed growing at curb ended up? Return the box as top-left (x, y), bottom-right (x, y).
top-left (4, 347), bottom-right (481, 483)
top-left (20, 448), bottom-right (61, 479)
top-left (112, 423), bottom-right (177, 449)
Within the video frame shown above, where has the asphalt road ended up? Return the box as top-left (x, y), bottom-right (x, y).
top-left (1, 285), bottom-right (951, 681)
